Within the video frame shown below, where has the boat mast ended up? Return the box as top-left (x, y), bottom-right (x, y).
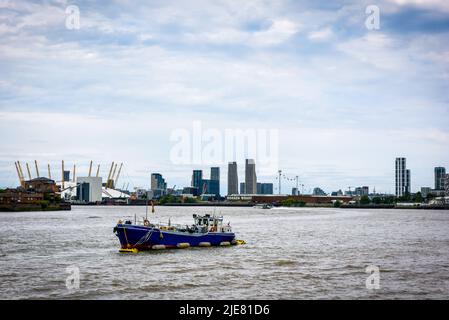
top-left (145, 190), bottom-right (149, 221)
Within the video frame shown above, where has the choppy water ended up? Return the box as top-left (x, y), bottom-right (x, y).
top-left (0, 206), bottom-right (448, 299)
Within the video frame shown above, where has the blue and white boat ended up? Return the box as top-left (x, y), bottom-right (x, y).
top-left (114, 214), bottom-right (242, 251)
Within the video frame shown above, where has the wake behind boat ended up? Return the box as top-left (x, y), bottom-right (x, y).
top-left (114, 214), bottom-right (244, 252)
top-left (254, 203), bottom-right (272, 209)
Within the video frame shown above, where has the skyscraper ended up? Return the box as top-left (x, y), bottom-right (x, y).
top-left (406, 169), bottom-right (411, 194)
top-left (211, 167), bottom-right (220, 181)
top-left (227, 162), bottom-right (238, 195)
top-left (151, 173), bottom-right (167, 190)
top-left (444, 174), bottom-right (449, 197)
top-left (434, 167), bottom-right (446, 190)
top-left (395, 158), bottom-right (410, 197)
top-left (64, 170), bottom-right (70, 182)
top-left (151, 173), bottom-right (167, 198)
top-left (245, 159), bottom-right (257, 194)
top-left (210, 167), bottom-right (220, 196)
top-left (191, 170), bottom-right (203, 189)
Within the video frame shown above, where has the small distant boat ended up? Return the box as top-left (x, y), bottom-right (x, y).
top-left (114, 214), bottom-right (243, 251)
top-left (253, 203), bottom-right (272, 209)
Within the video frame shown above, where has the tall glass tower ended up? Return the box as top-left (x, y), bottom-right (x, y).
top-left (395, 158), bottom-right (410, 197)
top-left (191, 170), bottom-right (203, 189)
top-left (434, 167), bottom-right (446, 190)
top-left (210, 167), bottom-right (220, 196)
top-left (245, 159), bottom-right (257, 194)
top-left (227, 162), bottom-right (238, 195)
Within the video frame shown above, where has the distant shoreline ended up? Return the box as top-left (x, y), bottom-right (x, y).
top-left (0, 202), bottom-right (71, 212)
top-left (66, 203), bottom-right (449, 210)
top-left (71, 202), bottom-right (254, 207)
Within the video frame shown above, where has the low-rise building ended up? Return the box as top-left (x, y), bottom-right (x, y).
top-left (420, 187), bottom-right (431, 198)
top-left (354, 186), bottom-right (369, 196)
top-left (0, 189), bottom-right (44, 204)
top-left (240, 182), bottom-right (246, 194)
top-left (313, 187), bottom-right (327, 196)
top-left (257, 183), bottom-right (273, 195)
top-left (331, 190), bottom-right (344, 196)
top-left (201, 179), bottom-right (219, 197)
top-left (134, 188), bottom-right (150, 199)
top-left (182, 187), bottom-right (199, 196)
top-left (24, 177), bottom-right (60, 193)
top-left (430, 189), bottom-right (446, 197)
top-left (227, 194), bottom-right (352, 205)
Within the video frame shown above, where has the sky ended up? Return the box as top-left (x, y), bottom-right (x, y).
top-left (0, 0), bottom-right (448, 194)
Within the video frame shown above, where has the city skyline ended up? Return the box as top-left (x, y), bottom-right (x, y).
top-left (142, 158), bottom-right (446, 197)
top-left (3, 157), bottom-right (449, 196)
top-left (0, 1), bottom-right (448, 193)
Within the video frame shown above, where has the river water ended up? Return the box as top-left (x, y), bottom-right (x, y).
top-left (0, 206), bottom-right (448, 300)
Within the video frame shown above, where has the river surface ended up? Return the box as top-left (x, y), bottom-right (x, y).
top-left (0, 206), bottom-right (448, 300)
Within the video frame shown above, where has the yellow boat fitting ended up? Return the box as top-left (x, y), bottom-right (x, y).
top-left (119, 248), bottom-right (138, 253)
top-left (177, 243), bottom-right (190, 248)
top-left (236, 239), bottom-right (246, 245)
top-left (199, 242), bottom-right (211, 247)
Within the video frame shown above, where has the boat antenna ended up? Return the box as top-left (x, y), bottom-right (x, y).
top-left (145, 190), bottom-right (149, 221)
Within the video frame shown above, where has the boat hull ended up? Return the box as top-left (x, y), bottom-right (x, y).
top-left (114, 224), bottom-right (236, 250)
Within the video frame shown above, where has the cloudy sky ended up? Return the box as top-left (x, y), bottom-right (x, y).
top-left (0, 0), bottom-right (448, 194)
